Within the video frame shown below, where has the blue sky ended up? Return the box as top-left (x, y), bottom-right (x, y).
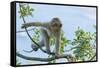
top-left (16, 3), bottom-right (96, 65)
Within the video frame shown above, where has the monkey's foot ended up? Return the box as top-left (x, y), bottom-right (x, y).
top-left (31, 44), bottom-right (39, 51)
top-left (46, 50), bottom-right (51, 53)
top-left (55, 54), bottom-right (62, 58)
top-left (32, 46), bottom-right (38, 51)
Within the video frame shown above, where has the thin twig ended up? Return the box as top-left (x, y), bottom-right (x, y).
top-left (64, 46), bottom-right (81, 52)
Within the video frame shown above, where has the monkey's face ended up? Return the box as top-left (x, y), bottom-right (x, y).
top-left (50, 18), bottom-right (62, 32)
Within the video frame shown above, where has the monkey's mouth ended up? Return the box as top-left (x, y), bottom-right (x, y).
top-left (53, 28), bottom-right (60, 32)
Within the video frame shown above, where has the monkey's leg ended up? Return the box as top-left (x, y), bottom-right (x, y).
top-left (31, 40), bottom-right (44, 51)
top-left (42, 29), bottom-right (51, 53)
top-left (23, 40), bottom-right (45, 53)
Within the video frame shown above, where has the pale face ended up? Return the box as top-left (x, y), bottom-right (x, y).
top-left (50, 18), bottom-right (62, 32)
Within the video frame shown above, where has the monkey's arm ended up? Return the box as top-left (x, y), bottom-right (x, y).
top-left (21, 22), bottom-right (48, 28)
top-left (55, 30), bottom-right (61, 56)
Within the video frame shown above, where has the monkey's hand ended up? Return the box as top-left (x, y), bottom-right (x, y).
top-left (21, 23), bottom-right (31, 28)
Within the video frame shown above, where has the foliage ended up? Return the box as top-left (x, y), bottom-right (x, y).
top-left (18, 4), bottom-right (34, 17)
top-left (16, 58), bottom-right (21, 65)
top-left (60, 31), bottom-right (71, 53)
top-left (32, 28), bottom-right (41, 42)
top-left (71, 27), bottom-right (96, 61)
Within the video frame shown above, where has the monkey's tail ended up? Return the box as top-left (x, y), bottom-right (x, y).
top-left (23, 49), bottom-right (34, 53)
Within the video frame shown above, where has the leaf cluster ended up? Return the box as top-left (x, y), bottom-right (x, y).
top-left (72, 27), bottom-right (96, 61)
top-left (19, 4), bottom-right (34, 17)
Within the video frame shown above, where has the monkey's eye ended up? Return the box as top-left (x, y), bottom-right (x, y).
top-left (52, 23), bottom-right (57, 26)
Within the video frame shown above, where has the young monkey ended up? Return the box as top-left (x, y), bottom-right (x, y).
top-left (21, 18), bottom-right (62, 57)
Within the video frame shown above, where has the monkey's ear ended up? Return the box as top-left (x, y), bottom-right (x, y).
top-left (60, 24), bottom-right (62, 27)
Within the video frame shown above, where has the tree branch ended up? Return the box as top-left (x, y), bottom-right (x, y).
top-left (16, 52), bottom-right (72, 62)
top-left (89, 53), bottom-right (96, 61)
top-left (64, 46), bottom-right (81, 52)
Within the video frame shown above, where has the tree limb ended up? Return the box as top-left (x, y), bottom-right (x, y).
top-left (64, 46), bottom-right (81, 52)
top-left (89, 53), bottom-right (96, 61)
top-left (16, 52), bottom-right (72, 62)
